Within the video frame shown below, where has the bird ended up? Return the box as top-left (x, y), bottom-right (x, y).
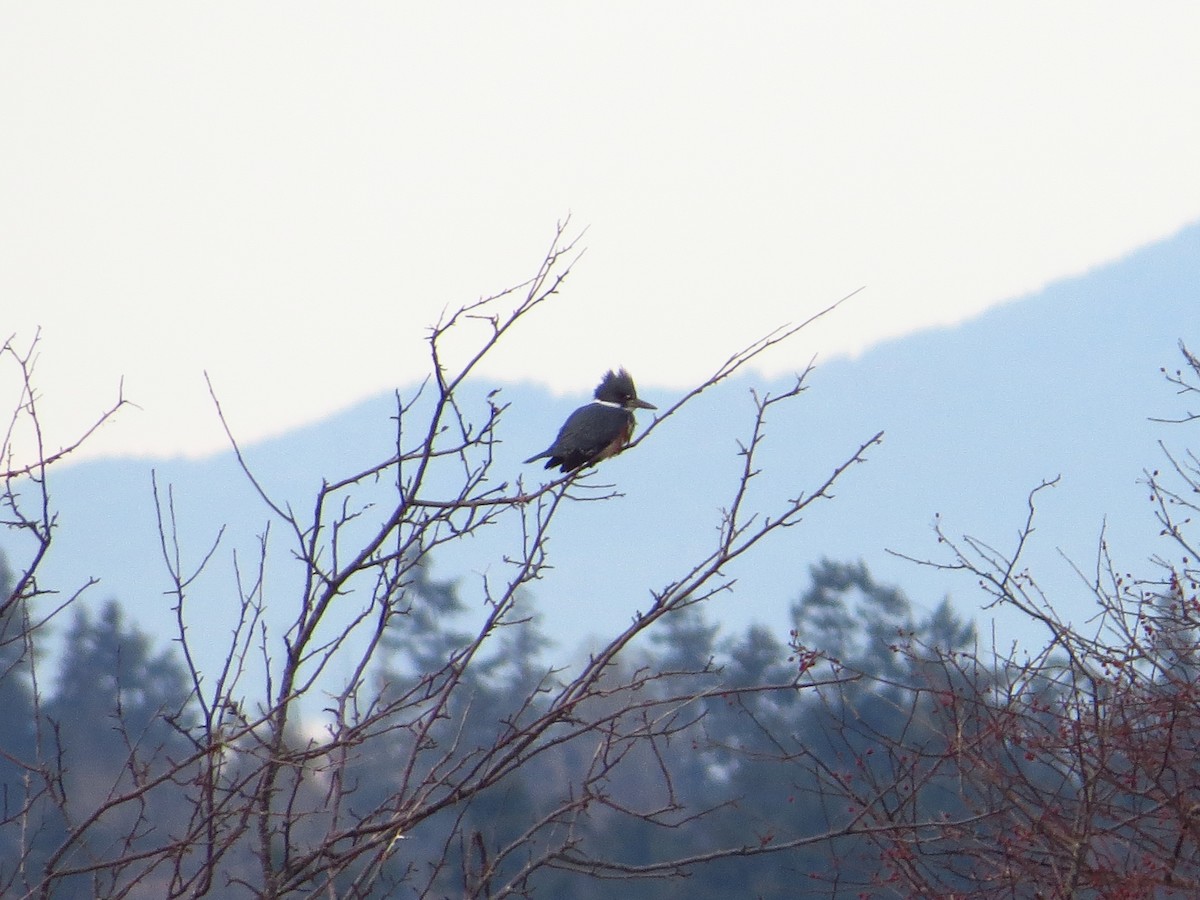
top-left (524, 369), bottom-right (657, 474)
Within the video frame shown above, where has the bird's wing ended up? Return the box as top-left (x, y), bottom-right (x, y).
top-left (548, 404), bottom-right (629, 459)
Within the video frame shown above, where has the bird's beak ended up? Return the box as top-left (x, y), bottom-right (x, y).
top-left (632, 398), bottom-right (657, 410)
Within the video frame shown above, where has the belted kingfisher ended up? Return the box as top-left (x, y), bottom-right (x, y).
top-left (524, 368), bottom-right (657, 474)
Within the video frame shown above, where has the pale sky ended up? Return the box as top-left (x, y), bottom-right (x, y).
top-left (4, 4), bottom-right (1198, 461)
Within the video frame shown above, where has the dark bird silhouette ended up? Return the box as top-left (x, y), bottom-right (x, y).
top-left (524, 369), bottom-right (656, 473)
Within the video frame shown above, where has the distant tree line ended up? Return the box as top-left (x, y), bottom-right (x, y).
top-left (0, 551), bottom-right (979, 898)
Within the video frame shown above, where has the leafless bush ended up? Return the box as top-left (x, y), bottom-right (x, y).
top-left (1, 223), bottom-right (891, 898)
top-left (798, 344), bottom-right (1200, 897)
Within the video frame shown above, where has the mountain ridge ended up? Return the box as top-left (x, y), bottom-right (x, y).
top-left (8, 221), bottom-right (1198, 678)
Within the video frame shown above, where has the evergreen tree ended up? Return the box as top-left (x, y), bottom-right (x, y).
top-left (476, 592), bottom-right (553, 702)
top-left (0, 552), bottom-right (35, 753)
top-left (0, 553), bottom-right (38, 887)
top-left (36, 599), bottom-right (194, 895)
top-left (380, 555), bottom-right (473, 679)
top-left (650, 602), bottom-right (720, 674)
top-left (791, 558), bottom-right (914, 683)
top-left (49, 600), bottom-right (193, 752)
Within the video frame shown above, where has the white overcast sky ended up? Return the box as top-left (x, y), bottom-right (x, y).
top-left (4, 4), bottom-right (1199, 460)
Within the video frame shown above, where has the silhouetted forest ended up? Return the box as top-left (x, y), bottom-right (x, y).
top-left (1, 554), bottom-right (981, 898)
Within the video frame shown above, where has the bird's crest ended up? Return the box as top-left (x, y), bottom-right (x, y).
top-left (595, 368), bottom-right (638, 404)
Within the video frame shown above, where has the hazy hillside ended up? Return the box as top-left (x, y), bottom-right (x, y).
top-left (11, 222), bottom-right (1199, 679)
